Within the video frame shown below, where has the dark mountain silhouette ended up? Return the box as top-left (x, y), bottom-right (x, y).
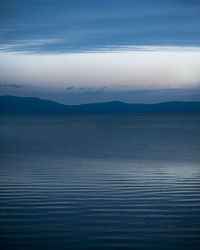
top-left (1, 95), bottom-right (200, 113)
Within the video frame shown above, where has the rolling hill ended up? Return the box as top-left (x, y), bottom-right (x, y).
top-left (0, 95), bottom-right (200, 113)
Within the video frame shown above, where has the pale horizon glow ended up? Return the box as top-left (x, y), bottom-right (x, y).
top-left (1, 47), bottom-right (200, 92)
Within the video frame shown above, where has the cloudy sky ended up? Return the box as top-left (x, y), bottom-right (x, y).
top-left (0, 0), bottom-right (200, 104)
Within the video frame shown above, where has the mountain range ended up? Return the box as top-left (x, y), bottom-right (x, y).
top-left (1, 95), bottom-right (200, 113)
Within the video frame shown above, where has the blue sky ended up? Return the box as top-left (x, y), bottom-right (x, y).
top-left (0, 0), bottom-right (200, 104)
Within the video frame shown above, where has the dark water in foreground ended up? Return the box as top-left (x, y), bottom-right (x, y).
top-left (0, 113), bottom-right (200, 250)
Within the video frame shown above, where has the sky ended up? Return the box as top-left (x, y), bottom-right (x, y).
top-left (0, 0), bottom-right (200, 104)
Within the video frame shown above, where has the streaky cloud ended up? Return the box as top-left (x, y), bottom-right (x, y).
top-left (0, 0), bottom-right (200, 53)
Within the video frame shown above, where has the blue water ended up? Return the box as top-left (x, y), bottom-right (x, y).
top-left (0, 113), bottom-right (200, 249)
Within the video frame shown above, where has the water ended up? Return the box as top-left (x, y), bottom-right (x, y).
top-left (0, 113), bottom-right (200, 250)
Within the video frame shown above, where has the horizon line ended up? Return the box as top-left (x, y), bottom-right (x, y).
top-left (1, 95), bottom-right (200, 106)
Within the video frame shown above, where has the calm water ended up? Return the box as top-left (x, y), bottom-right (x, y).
top-left (0, 113), bottom-right (200, 250)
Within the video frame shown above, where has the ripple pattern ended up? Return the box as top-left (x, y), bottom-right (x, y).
top-left (0, 114), bottom-right (200, 249)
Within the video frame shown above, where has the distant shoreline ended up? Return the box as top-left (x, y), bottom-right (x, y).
top-left (1, 95), bottom-right (200, 113)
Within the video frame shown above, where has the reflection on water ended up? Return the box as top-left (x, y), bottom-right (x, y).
top-left (0, 113), bottom-right (200, 249)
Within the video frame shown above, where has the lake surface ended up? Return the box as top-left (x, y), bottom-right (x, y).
top-left (0, 113), bottom-right (200, 250)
